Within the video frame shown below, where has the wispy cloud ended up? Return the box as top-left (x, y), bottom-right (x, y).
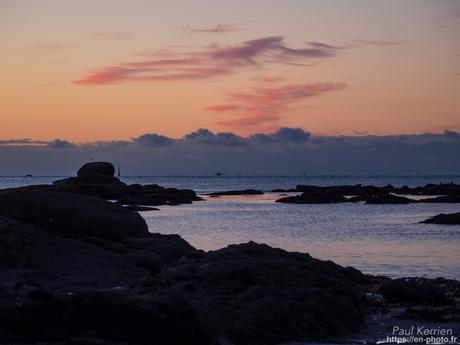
top-left (73, 36), bottom-right (340, 85)
top-left (178, 24), bottom-right (239, 34)
top-left (91, 32), bottom-right (132, 40)
top-left (205, 82), bottom-right (346, 129)
top-left (252, 76), bottom-right (286, 83)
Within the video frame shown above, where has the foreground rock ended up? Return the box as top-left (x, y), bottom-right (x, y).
top-left (380, 278), bottom-right (451, 305)
top-left (421, 212), bottom-right (460, 224)
top-left (208, 189), bottom-right (264, 196)
top-left (159, 242), bottom-right (369, 344)
top-left (0, 186), bottom-right (205, 344)
top-left (0, 184), bottom-right (458, 344)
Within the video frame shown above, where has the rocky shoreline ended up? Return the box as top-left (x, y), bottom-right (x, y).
top-left (0, 163), bottom-right (459, 344)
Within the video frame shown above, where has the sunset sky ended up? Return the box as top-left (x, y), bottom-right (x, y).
top-left (1, 0), bottom-right (459, 142)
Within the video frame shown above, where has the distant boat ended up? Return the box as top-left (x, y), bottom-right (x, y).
top-left (215, 171), bottom-right (223, 176)
top-left (25, 174), bottom-right (33, 177)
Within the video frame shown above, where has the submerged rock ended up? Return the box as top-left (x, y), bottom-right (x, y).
top-left (421, 212), bottom-right (460, 224)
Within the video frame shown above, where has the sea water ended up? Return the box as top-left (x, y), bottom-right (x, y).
top-left (1, 175), bottom-right (459, 279)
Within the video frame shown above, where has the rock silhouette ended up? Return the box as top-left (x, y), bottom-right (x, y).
top-left (421, 212), bottom-right (460, 224)
top-left (54, 162), bottom-right (202, 205)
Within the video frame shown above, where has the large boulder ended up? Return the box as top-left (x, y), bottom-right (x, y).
top-left (53, 175), bottom-right (127, 198)
top-left (0, 186), bottom-right (148, 240)
top-left (0, 216), bottom-right (145, 291)
top-left (159, 242), bottom-right (369, 344)
top-left (77, 162), bottom-right (116, 177)
top-left (421, 212), bottom-right (460, 224)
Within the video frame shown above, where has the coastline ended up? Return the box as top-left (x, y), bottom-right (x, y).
top-left (0, 163), bottom-right (459, 344)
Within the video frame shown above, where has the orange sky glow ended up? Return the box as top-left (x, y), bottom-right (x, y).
top-left (1, 0), bottom-right (459, 142)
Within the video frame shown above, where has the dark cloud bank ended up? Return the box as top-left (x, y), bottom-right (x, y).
top-left (1, 128), bottom-right (459, 176)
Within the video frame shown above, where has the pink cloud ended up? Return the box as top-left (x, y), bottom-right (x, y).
top-left (252, 76), bottom-right (286, 83)
top-left (203, 104), bottom-right (240, 112)
top-left (179, 24), bottom-right (239, 33)
top-left (205, 83), bottom-right (346, 129)
top-left (73, 36), bottom-right (339, 85)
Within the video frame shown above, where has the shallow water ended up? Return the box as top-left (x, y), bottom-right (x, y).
top-left (1, 175), bottom-right (459, 279)
top-left (143, 194), bottom-right (460, 279)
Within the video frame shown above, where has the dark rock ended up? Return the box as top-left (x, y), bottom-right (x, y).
top-left (402, 307), bottom-right (445, 322)
top-left (117, 187), bottom-right (202, 206)
top-left (121, 234), bottom-right (196, 264)
top-left (421, 212), bottom-right (460, 224)
top-left (0, 291), bottom-right (213, 345)
top-left (53, 163), bottom-right (202, 206)
top-left (208, 189), bottom-right (264, 196)
top-left (380, 278), bottom-right (450, 305)
top-left (364, 193), bottom-right (414, 204)
top-left (0, 186), bottom-right (148, 240)
top-left (53, 175), bottom-right (127, 198)
top-left (276, 191), bottom-right (347, 204)
top-left (392, 183), bottom-right (460, 196)
top-left (0, 216), bottom-right (146, 291)
top-left (213, 189), bottom-right (264, 196)
top-left (420, 195), bottom-right (460, 203)
top-left (272, 188), bottom-right (297, 192)
top-left (77, 162), bottom-right (116, 177)
top-left (160, 242), bottom-right (369, 344)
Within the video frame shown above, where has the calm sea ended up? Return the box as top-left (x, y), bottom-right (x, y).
top-left (1, 175), bottom-right (460, 279)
